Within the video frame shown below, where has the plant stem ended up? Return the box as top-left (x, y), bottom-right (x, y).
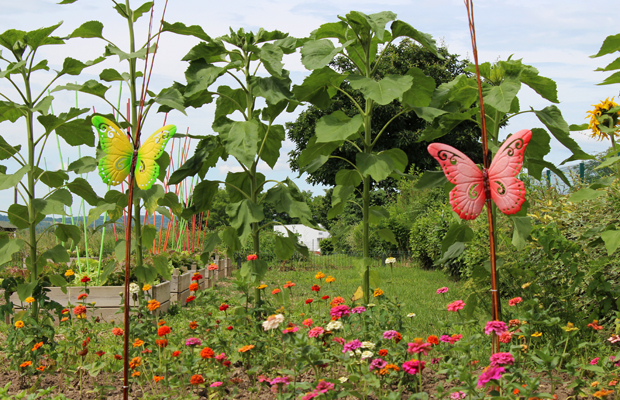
top-left (25, 79), bottom-right (39, 319)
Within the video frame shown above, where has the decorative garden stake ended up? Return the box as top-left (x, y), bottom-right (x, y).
top-left (427, 0), bottom-right (532, 354)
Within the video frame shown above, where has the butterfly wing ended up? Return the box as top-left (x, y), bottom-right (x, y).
top-left (351, 286), bottom-right (363, 303)
top-left (428, 143), bottom-right (486, 220)
top-left (93, 116), bottom-right (133, 186)
top-left (135, 124), bottom-right (176, 190)
top-left (487, 129), bottom-right (532, 215)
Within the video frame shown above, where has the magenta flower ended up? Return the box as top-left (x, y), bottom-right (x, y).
top-left (342, 339), bottom-right (362, 353)
top-left (302, 392), bottom-right (318, 400)
top-left (407, 340), bottom-right (433, 355)
top-left (447, 300), bottom-right (465, 312)
top-left (215, 353), bottom-right (227, 361)
top-left (590, 357), bottom-right (599, 365)
top-left (210, 381), bottom-right (223, 387)
top-left (352, 306), bottom-right (366, 314)
top-left (330, 305), bottom-right (351, 319)
top-left (315, 381), bottom-right (334, 393)
top-left (477, 366), bottom-right (505, 388)
top-left (489, 352), bottom-right (515, 367)
top-left (308, 327), bottom-right (324, 338)
top-left (448, 334), bottom-right (463, 344)
top-left (270, 376), bottom-right (291, 386)
top-left (402, 359), bottom-right (425, 375)
top-left (333, 337), bottom-right (345, 345)
top-left (450, 392), bottom-right (466, 399)
top-left (369, 358), bottom-right (388, 371)
top-left (436, 287), bottom-right (449, 294)
top-left (185, 338), bottom-right (202, 346)
top-left (282, 326), bottom-right (299, 334)
top-left (383, 330), bottom-right (399, 339)
top-left (484, 321), bottom-right (508, 335)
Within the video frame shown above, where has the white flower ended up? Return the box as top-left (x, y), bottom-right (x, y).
top-left (129, 283), bottom-right (140, 294)
top-left (367, 303), bottom-right (376, 308)
top-left (385, 257), bottom-right (396, 264)
top-left (407, 313), bottom-right (416, 318)
top-left (361, 350), bottom-right (373, 359)
top-left (262, 314), bottom-right (284, 331)
top-left (361, 341), bottom-right (375, 349)
top-left (348, 351), bottom-right (355, 357)
top-left (326, 320), bottom-right (343, 331)
top-left (355, 349), bottom-right (362, 356)
top-left (338, 377), bottom-right (348, 383)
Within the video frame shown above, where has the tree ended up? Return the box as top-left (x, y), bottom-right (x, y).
top-left (287, 39), bottom-right (482, 192)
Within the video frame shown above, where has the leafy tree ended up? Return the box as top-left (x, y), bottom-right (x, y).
top-left (287, 39), bottom-right (482, 191)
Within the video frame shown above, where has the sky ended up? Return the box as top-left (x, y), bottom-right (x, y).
top-left (0, 0), bottom-right (618, 217)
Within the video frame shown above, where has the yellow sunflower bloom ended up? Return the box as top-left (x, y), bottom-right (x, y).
top-left (585, 97), bottom-right (620, 141)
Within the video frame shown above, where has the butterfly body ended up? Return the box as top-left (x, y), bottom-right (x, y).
top-left (428, 129), bottom-right (532, 220)
top-left (93, 116), bottom-right (176, 190)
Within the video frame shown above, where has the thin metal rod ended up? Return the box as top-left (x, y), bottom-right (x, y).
top-left (465, 0), bottom-right (500, 354)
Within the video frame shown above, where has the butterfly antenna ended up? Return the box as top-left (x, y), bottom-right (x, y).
top-left (465, 0), bottom-right (490, 169)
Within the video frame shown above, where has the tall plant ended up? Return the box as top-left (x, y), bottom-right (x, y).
top-left (0, 23), bottom-right (103, 319)
top-left (163, 24), bottom-right (312, 306)
top-left (295, 11), bottom-right (441, 303)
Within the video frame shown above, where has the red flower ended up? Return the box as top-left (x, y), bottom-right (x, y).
top-left (82, 337), bottom-right (91, 347)
top-left (141, 349), bottom-right (152, 354)
top-left (227, 326), bottom-right (233, 331)
top-left (80, 276), bottom-right (91, 283)
top-left (191, 274), bottom-right (203, 281)
top-left (77, 293), bottom-right (88, 300)
top-left (73, 305), bottom-right (87, 316)
top-left (157, 326), bottom-right (171, 337)
top-left (395, 332), bottom-right (402, 344)
top-left (186, 296), bottom-right (196, 303)
top-left (322, 295), bottom-right (330, 300)
top-left (190, 374), bottom-right (205, 385)
top-left (272, 288), bottom-right (281, 295)
top-left (156, 339), bottom-right (168, 348)
top-left (508, 297), bottom-right (523, 306)
top-left (311, 284), bottom-right (321, 292)
top-left (95, 351), bottom-right (105, 357)
top-left (247, 254), bottom-right (257, 261)
top-left (200, 347), bottom-right (215, 359)
top-left (189, 282), bottom-right (199, 292)
top-left (219, 304), bottom-right (229, 312)
top-left (378, 349), bottom-right (388, 357)
top-left (223, 360), bottom-right (231, 367)
top-left (112, 327), bottom-right (123, 336)
top-left (305, 298), bottom-right (313, 305)
top-left (172, 350), bottom-right (181, 357)
top-left (427, 335), bottom-right (439, 345)
top-left (113, 354), bottom-right (122, 360)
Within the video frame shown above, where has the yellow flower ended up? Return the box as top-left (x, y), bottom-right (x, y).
top-left (257, 284), bottom-right (267, 290)
top-left (25, 297), bottom-right (35, 304)
top-left (325, 276), bottom-right (335, 283)
top-left (531, 332), bottom-right (542, 337)
top-left (76, 314), bottom-right (86, 319)
top-left (142, 284), bottom-right (151, 291)
top-left (373, 288), bottom-right (384, 297)
top-left (585, 97), bottom-right (620, 140)
top-left (133, 338), bottom-right (144, 348)
top-left (315, 272), bottom-right (325, 280)
top-left (65, 269), bottom-right (74, 277)
top-left (561, 322), bottom-right (579, 332)
top-left (521, 282), bottom-right (531, 289)
top-left (14, 320), bottom-right (24, 329)
top-left (592, 381), bottom-right (600, 388)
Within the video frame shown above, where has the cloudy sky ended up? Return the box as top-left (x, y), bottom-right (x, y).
top-left (0, 0), bottom-right (618, 216)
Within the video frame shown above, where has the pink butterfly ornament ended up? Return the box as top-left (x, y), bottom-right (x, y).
top-left (427, 129), bottom-right (532, 220)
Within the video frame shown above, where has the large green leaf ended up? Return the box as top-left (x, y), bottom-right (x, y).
top-left (298, 136), bottom-right (342, 173)
top-left (70, 21), bottom-right (104, 39)
top-left (153, 255), bottom-right (171, 281)
top-left (158, 192), bottom-right (183, 215)
top-left (511, 216), bottom-right (532, 250)
top-left (142, 224), bottom-right (157, 248)
top-left (258, 42), bottom-right (284, 77)
top-left (36, 168), bottom-right (68, 188)
top-left (335, 169), bottom-right (362, 187)
top-left (441, 222), bottom-right (474, 255)
top-left (134, 265), bottom-right (158, 285)
top-left (155, 87), bottom-right (187, 115)
top-left (67, 156), bottom-right (98, 174)
top-left (601, 229), bottom-right (620, 255)
top-left (316, 111), bottom-right (363, 143)
top-left (348, 74), bottom-right (413, 105)
top-left (134, 185), bottom-right (164, 214)
top-left (401, 66), bottom-right (436, 108)
top-left (377, 228), bottom-right (397, 245)
top-left (182, 180), bottom-right (219, 217)
top-left (483, 77), bottom-right (521, 113)
top-left (356, 153), bottom-right (394, 181)
top-left (52, 80), bottom-right (109, 100)
top-left (275, 234), bottom-right (295, 260)
top-left (42, 245), bottom-right (70, 263)
top-left (32, 198), bottom-right (66, 216)
top-left (168, 136), bottom-right (223, 184)
top-left (226, 199), bottom-right (264, 242)
top-left (53, 117), bottom-right (95, 147)
top-left (592, 33), bottom-right (620, 58)
top-left (568, 188), bottom-right (606, 203)
top-left (87, 201), bottom-right (117, 225)
top-left (8, 204), bottom-right (43, 229)
top-left (47, 188), bottom-right (72, 207)
top-left (417, 108), bottom-right (478, 142)
top-left (258, 124), bottom-right (285, 169)
top-left (67, 177), bottom-right (100, 206)
top-left (292, 66), bottom-right (347, 109)
top-left (390, 20), bottom-right (439, 56)
top-left (265, 185), bottom-right (312, 220)
top-left (214, 85), bottom-right (247, 119)
top-left (225, 172), bottom-right (260, 203)
top-left (249, 75), bottom-right (295, 105)
top-left (202, 232), bottom-right (221, 254)
top-left (162, 21), bottom-right (211, 41)
top-left (328, 185), bottom-right (355, 219)
top-left (221, 227), bottom-right (242, 257)
top-left (521, 66), bottom-right (559, 103)
top-left (221, 120), bottom-right (260, 167)
top-left (0, 135), bottom-right (20, 160)
top-left (0, 165), bottom-right (30, 191)
top-left (0, 238), bottom-right (24, 265)
top-left (369, 206), bottom-right (389, 225)
top-left (301, 39), bottom-right (343, 70)
top-left (184, 60), bottom-right (225, 97)
top-left (534, 106), bottom-right (593, 163)
top-left (55, 224), bottom-right (81, 244)
top-left (380, 148), bottom-right (408, 173)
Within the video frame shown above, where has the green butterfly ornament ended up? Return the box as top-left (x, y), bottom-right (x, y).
top-left (92, 116), bottom-right (176, 190)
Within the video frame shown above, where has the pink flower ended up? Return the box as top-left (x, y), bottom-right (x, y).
top-left (402, 359), bottom-right (425, 375)
top-left (369, 358), bottom-right (388, 371)
top-left (447, 300), bottom-right (465, 312)
top-left (477, 366), bottom-right (505, 388)
top-left (270, 376), bottom-right (291, 386)
top-left (308, 327), bottom-right (324, 338)
top-left (499, 331), bottom-right (512, 343)
top-left (352, 306), bottom-right (366, 314)
top-left (436, 287), bottom-right (449, 294)
top-left (407, 340), bottom-right (433, 355)
top-left (591, 357), bottom-right (599, 365)
top-left (302, 318), bottom-right (313, 327)
top-left (484, 321), bottom-right (508, 335)
top-left (609, 335), bottom-right (620, 343)
top-left (302, 392), bottom-right (318, 400)
top-left (489, 352), bottom-right (515, 367)
top-left (450, 391), bottom-right (466, 399)
top-left (343, 339), bottom-right (362, 353)
top-left (508, 297), bottom-right (523, 306)
top-left (315, 380), bottom-right (334, 393)
top-left (333, 337), bottom-right (345, 345)
top-left (215, 353), bottom-right (227, 361)
top-left (282, 326), bottom-right (299, 334)
top-left (247, 254), bottom-right (257, 261)
top-left (210, 382), bottom-right (223, 387)
top-left (448, 334), bottom-right (462, 344)
top-left (330, 305), bottom-right (351, 319)
top-left (383, 330), bottom-right (398, 339)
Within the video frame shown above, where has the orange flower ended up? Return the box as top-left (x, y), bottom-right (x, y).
top-left (36, 365), bottom-right (45, 372)
top-left (132, 371), bottom-right (140, 377)
top-left (378, 349), bottom-right (388, 357)
top-left (156, 339), bottom-right (168, 348)
top-left (283, 281), bottom-right (295, 288)
top-left (427, 335), bottom-right (439, 345)
top-left (158, 326), bottom-right (171, 337)
top-left (189, 283), bottom-right (199, 292)
top-left (20, 361), bottom-right (32, 368)
top-left (513, 389), bottom-right (520, 395)
top-left (272, 288), bottom-right (281, 295)
top-left (60, 317), bottom-right (69, 322)
top-left (133, 339), bottom-right (144, 348)
top-left (330, 296), bottom-right (345, 306)
top-left (373, 288), bottom-right (384, 297)
top-left (31, 342), bottom-right (43, 351)
top-left (200, 347), bottom-right (215, 359)
top-left (593, 389), bottom-right (614, 399)
top-left (147, 299), bottom-right (160, 311)
top-left (153, 376), bottom-right (164, 383)
top-left (129, 357), bottom-right (141, 369)
top-left (189, 321), bottom-right (198, 330)
top-left (587, 320), bottom-right (603, 330)
top-left (609, 380), bottom-right (618, 387)
top-left (238, 345), bottom-right (255, 353)
top-left (158, 320), bottom-right (166, 326)
top-left (190, 374), bottom-right (205, 385)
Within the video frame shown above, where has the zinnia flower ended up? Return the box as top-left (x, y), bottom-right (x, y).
top-left (190, 374), bottom-right (205, 385)
top-left (508, 297), bottom-right (523, 306)
top-left (73, 305), bottom-right (87, 316)
top-left (189, 282), bottom-right (199, 292)
top-left (247, 254), bottom-right (257, 261)
top-left (272, 288), bottom-right (281, 295)
top-left (402, 359), bottom-right (425, 375)
top-left (427, 335), bottom-right (439, 345)
top-left (308, 327), bottom-right (325, 338)
top-left (219, 303), bottom-right (229, 311)
top-left (81, 276), bottom-right (90, 283)
top-left (311, 284), bottom-right (320, 292)
top-left (153, 376), bottom-right (164, 383)
top-left (305, 298), bottom-right (313, 305)
top-left (325, 276), bottom-right (335, 283)
top-left (200, 347), bottom-right (215, 359)
top-left (25, 297), bottom-right (35, 304)
top-left (373, 288), bottom-right (384, 297)
top-left (303, 318), bottom-right (313, 327)
top-left (185, 338), bottom-right (202, 346)
top-left (588, 320), bottom-right (603, 330)
top-left (142, 284), bottom-right (151, 291)
top-left (77, 293), bottom-right (88, 300)
top-left (157, 326), bottom-right (171, 337)
top-left (283, 281), bottom-right (295, 288)
top-left (343, 339), bottom-right (362, 353)
top-left (14, 321), bottom-right (24, 329)
top-left (436, 287), bottom-right (448, 294)
top-left (186, 296), bottom-right (196, 303)
top-left (239, 345), bottom-right (255, 353)
top-left (315, 272), bottom-right (325, 279)
top-left (31, 342), bottom-right (43, 351)
top-left (489, 352), bottom-right (515, 367)
top-left (20, 361), bottom-right (32, 368)
top-left (64, 269), bottom-right (74, 277)
top-left (208, 263), bottom-right (218, 271)
top-left (447, 300), bottom-right (465, 312)
top-left (484, 320), bottom-right (508, 335)
top-left (477, 366), bottom-right (505, 388)
top-left (147, 299), bottom-right (160, 311)
top-left (407, 338), bottom-right (433, 355)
